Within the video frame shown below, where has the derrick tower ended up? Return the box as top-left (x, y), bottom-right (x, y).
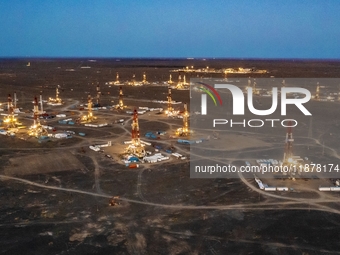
top-left (182, 103), bottom-right (189, 136)
top-left (87, 94), bottom-right (93, 120)
top-left (168, 74), bottom-right (173, 84)
top-left (28, 96), bottom-right (48, 138)
top-left (183, 75), bottom-right (188, 85)
top-left (48, 87), bottom-right (62, 104)
top-left (96, 84), bottom-right (101, 106)
top-left (315, 82), bottom-right (320, 100)
top-left (81, 94), bottom-right (95, 123)
top-left (3, 94), bottom-right (18, 129)
top-left (13, 91), bottom-right (18, 112)
top-left (142, 72), bottom-right (147, 84)
top-left (117, 86), bottom-right (125, 109)
top-left (131, 74), bottom-right (136, 86)
top-left (166, 87), bottom-right (174, 116)
top-left (125, 109), bottom-right (146, 157)
top-left (176, 103), bottom-right (190, 136)
top-left (39, 93), bottom-right (45, 114)
top-left (253, 80), bottom-right (259, 95)
top-left (114, 72), bottom-right (120, 85)
top-left (283, 121), bottom-right (294, 164)
top-left (176, 73), bottom-right (187, 89)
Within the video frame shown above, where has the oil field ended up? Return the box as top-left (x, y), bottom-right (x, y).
top-left (1, 58), bottom-right (340, 254)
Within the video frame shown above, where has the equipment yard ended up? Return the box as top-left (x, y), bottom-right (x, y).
top-left (1, 58), bottom-right (340, 254)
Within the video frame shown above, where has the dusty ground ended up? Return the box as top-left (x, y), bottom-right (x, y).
top-left (0, 58), bottom-right (340, 254)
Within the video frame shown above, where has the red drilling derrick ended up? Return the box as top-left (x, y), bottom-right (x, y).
top-left (131, 109), bottom-right (140, 143)
top-left (167, 87), bottom-right (173, 113)
top-left (33, 96), bottom-right (39, 126)
top-left (126, 108), bottom-right (146, 158)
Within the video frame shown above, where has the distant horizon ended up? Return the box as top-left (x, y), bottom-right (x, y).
top-left (1, 56), bottom-right (340, 62)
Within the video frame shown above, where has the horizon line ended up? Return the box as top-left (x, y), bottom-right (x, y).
top-left (0, 56), bottom-right (340, 62)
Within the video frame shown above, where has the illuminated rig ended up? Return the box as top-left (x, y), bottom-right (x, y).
top-left (176, 73), bottom-right (189, 89)
top-left (176, 103), bottom-right (190, 136)
top-left (28, 96), bottom-right (48, 138)
top-left (142, 72), bottom-right (148, 84)
top-left (95, 84), bottom-right (101, 107)
top-left (3, 94), bottom-right (20, 130)
top-left (38, 93), bottom-right (45, 115)
top-left (167, 74), bottom-right (173, 84)
top-left (125, 109), bottom-right (146, 158)
top-left (115, 86), bottom-right (126, 110)
top-left (48, 87), bottom-right (63, 105)
top-left (81, 94), bottom-right (96, 123)
top-left (165, 87), bottom-right (178, 116)
top-left (13, 92), bottom-right (20, 113)
top-left (127, 74), bottom-right (136, 86)
top-left (114, 72), bottom-right (120, 85)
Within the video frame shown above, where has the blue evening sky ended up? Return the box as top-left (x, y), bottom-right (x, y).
top-left (0, 0), bottom-right (339, 58)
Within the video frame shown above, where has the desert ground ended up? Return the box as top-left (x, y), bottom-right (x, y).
top-left (1, 58), bottom-right (340, 254)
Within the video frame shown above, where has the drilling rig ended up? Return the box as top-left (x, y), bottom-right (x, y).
top-left (81, 94), bottom-right (96, 123)
top-left (142, 72), bottom-right (148, 84)
top-left (114, 72), bottom-right (120, 85)
top-left (167, 87), bottom-right (173, 114)
top-left (129, 74), bottom-right (136, 86)
top-left (168, 74), bottom-right (173, 84)
top-left (28, 96), bottom-right (48, 138)
top-left (283, 121), bottom-right (294, 165)
top-left (3, 94), bottom-right (19, 130)
top-left (176, 103), bottom-right (190, 136)
top-left (13, 91), bottom-right (20, 113)
top-left (38, 93), bottom-right (45, 115)
top-left (95, 83), bottom-right (101, 107)
top-left (125, 109), bottom-right (146, 158)
top-left (252, 80), bottom-right (259, 95)
top-left (314, 82), bottom-right (320, 100)
top-left (165, 87), bottom-right (177, 116)
top-left (116, 86), bottom-right (126, 110)
top-left (48, 87), bottom-right (63, 105)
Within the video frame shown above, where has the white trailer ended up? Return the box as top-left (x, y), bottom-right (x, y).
top-left (89, 145), bottom-right (100, 152)
top-left (319, 187), bottom-right (331, 191)
top-left (264, 187), bottom-right (276, 191)
top-left (258, 182), bottom-right (264, 189)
